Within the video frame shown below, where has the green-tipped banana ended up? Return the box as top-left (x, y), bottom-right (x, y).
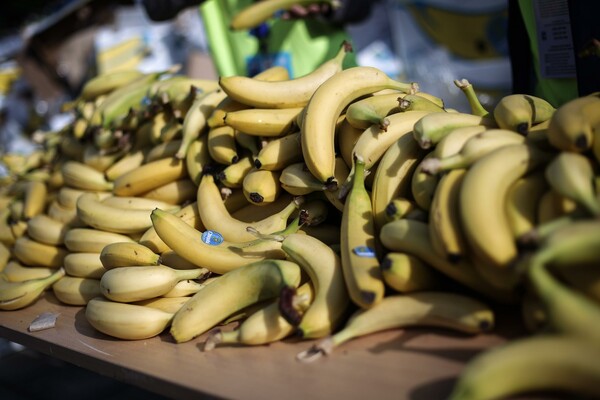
top-left (453, 79), bottom-right (489, 117)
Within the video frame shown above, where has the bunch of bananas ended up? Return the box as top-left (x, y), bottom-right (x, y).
top-left (1, 39), bottom-right (600, 399)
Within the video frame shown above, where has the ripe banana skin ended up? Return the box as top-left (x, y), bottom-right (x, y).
top-left (76, 192), bottom-right (155, 234)
top-left (224, 107), bottom-right (302, 137)
top-left (229, 0), bottom-right (340, 30)
top-left (170, 259), bottom-right (302, 343)
top-left (297, 291), bottom-right (493, 362)
top-left (505, 171), bottom-right (548, 240)
top-left (112, 156), bottom-right (187, 197)
top-left (2, 260), bottom-right (54, 282)
top-left (204, 282), bottom-right (314, 350)
top-left (61, 161), bottom-right (114, 191)
top-left (197, 173), bottom-right (298, 242)
top-left (459, 144), bottom-right (552, 268)
top-left (278, 233), bottom-right (350, 338)
top-left (100, 241), bottom-right (161, 269)
top-left (219, 41), bottom-right (350, 109)
top-left (207, 125), bottom-right (239, 165)
top-left (0, 268), bottom-right (65, 311)
top-left (340, 158), bottom-right (385, 309)
top-left (26, 214), bottom-right (69, 245)
top-left (13, 235), bottom-right (69, 268)
top-left (547, 92), bottom-right (600, 152)
top-left (544, 151), bottom-right (600, 217)
top-left (217, 155), bottom-right (254, 189)
top-left (85, 296), bottom-right (175, 340)
top-left (379, 252), bottom-right (442, 293)
top-left (493, 93), bottom-right (556, 134)
top-left (63, 252), bottom-right (105, 279)
top-left (52, 276), bottom-right (102, 305)
top-left (302, 66), bottom-right (416, 185)
top-left (22, 180), bottom-right (47, 219)
top-left (345, 92), bottom-right (403, 131)
top-left (448, 335), bottom-right (600, 400)
top-left (412, 112), bottom-right (496, 149)
top-left (254, 131), bottom-right (303, 171)
top-left (150, 208), bottom-right (291, 274)
top-left (79, 69), bottom-right (144, 101)
top-left (242, 169), bottom-right (282, 205)
top-left (100, 264), bottom-right (206, 303)
top-left (63, 228), bottom-right (134, 253)
top-left (279, 162), bottom-right (326, 195)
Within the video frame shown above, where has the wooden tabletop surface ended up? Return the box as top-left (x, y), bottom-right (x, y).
top-left (0, 291), bottom-right (527, 400)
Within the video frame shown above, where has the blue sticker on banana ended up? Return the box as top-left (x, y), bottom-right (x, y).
top-left (201, 230), bottom-right (224, 246)
top-left (353, 246), bottom-right (376, 258)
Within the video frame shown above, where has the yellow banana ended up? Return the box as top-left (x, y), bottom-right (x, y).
top-left (63, 227), bottom-right (134, 253)
top-left (254, 131), bottom-right (303, 170)
top-left (278, 233), bottom-right (350, 338)
top-left (218, 41), bottom-right (351, 108)
top-left (410, 152), bottom-right (440, 211)
top-left (52, 276), bottom-right (102, 305)
top-left (85, 296), bottom-right (175, 340)
top-left (397, 93), bottom-right (447, 113)
top-left (547, 93), bottom-right (600, 152)
top-left (297, 291), bottom-right (493, 362)
top-left (380, 252), bottom-right (442, 293)
top-left (279, 162), bottom-right (326, 195)
top-left (104, 149), bottom-right (147, 182)
top-left (302, 66), bottom-right (415, 185)
top-left (242, 168), bottom-right (282, 205)
top-left (223, 107), bottom-right (302, 137)
top-left (100, 264), bottom-right (206, 303)
top-left (340, 157), bottom-right (385, 309)
top-left (233, 131), bottom-right (260, 159)
top-left (22, 180), bottom-right (47, 219)
top-left (46, 200), bottom-right (85, 227)
top-left (505, 171), bottom-right (548, 240)
top-left (112, 156), bottom-right (187, 197)
top-left (142, 178), bottom-right (196, 205)
top-left (1, 260), bottom-right (54, 282)
top-left (207, 125), bottom-right (239, 165)
top-left (412, 112), bottom-right (496, 149)
top-left (431, 125), bottom-right (488, 160)
top-left (76, 192), bottom-right (154, 234)
top-left (344, 92), bottom-right (403, 131)
top-left (217, 155), bottom-right (255, 188)
top-left (493, 93), bottom-right (556, 134)
top-left (57, 185), bottom-right (114, 209)
top-left (61, 161), bottom-right (114, 191)
top-left (144, 139), bottom-right (182, 163)
top-left (0, 268), bottom-right (65, 311)
top-left (79, 69), bottom-right (145, 101)
top-left (170, 258), bottom-right (302, 343)
top-left (13, 235), bottom-right (68, 268)
top-left (185, 134), bottom-right (211, 185)
top-left (26, 214), bottom-right (69, 245)
top-left (100, 195), bottom-right (178, 211)
top-left (132, 296), bottom-right (191, 313)
top-left (337, 118), bottom-right (364, 168)
top-left (63, 252), bottom-right (105, 279)
top-left (100, 241), bottom-right (161, 269)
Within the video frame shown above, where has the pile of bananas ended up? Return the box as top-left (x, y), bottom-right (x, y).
top-left (1, 39), bottom-right (600, 399)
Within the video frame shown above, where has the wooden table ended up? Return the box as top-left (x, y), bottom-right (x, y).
top-left (0, 291), bottom-right (525, 400)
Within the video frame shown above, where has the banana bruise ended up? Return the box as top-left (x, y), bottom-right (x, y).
top-left (0, 268), bottom-right (65, 311)
top-left (218, 41), bottom-right (350, 109)
top-left (297, 292), bottom-right (494, 362)
top-left (170, 259), bottom-right (302, 343)
top-left (340, 157), bottom-right (385, 309)
top-left (448, 335), bottom-right (600, 400)
top-left (278, 233), bottom-right (350, 338)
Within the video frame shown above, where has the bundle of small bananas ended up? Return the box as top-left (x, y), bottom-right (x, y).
top-left (1, 38), bottom-right (600, 399)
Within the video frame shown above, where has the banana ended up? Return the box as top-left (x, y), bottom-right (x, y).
top-left (22, 180), bottom-right (47, 219)
top-left (112, 156), bottom-right (187, 197)
top-left (242, 168), bottom-right (282, 205)
top-left (217, 155), bottom-right (255, 189)
top-left (100, 195), bottom-right (178, 211)
top-left (493, 93), bottom-right (556, 134)
top-left (141, 178), bottom-right (197, 205)
top-left (139, 202), bottom-right (204, 254)
top-left (85, 296), bottom-right (175, 340)
top-left (63, 252), bottom-right (105, 279)
top-left (420, 129), bottom-right (527, 175)
top-left (162, 278), bottom-right (210, 298)
top-left (26, 214), bottom-right (69, 245)
top-left (277, 233), bottom-right (350, 338)
top-left (0, 242), bottom-right (10, 271)
top-left (204, 282), bottom-right (314, 350)
top-left (58, 186), bottom-right (101, 210)
top-left (366, 118), bottom-right (427, 231)
top-left (412, 112), bottom-right (496, 149)
top-left (297, 291), bottom-right (494, 362)
top-left (223, 107), bottom-right (303, 137)
top-left (380, 252), bottom-right (442, 293)
top-left (448, 335), bottom-right (600, 400)
top-left (61, 161), bottom-right (114, 191)
top-left (219, 41), bottom-right (351, 109)
top-left (170, 258), bottom-right (302, 343)
top-left (176, 88), bottom-right (227, 159)
top-left (546, 92), bottom-right (600, 152)
top-left (76, 192), bottom-right (154, 234)
top-left (0, 268), bottom-right (65, 311)
top-left (453, 78), bottom-right (489, 117)
top-left (233, 131), bottom-right (260, 159)
top-left (185, 134), bottom-right (211, 185)
top-left (428, 168), bottom-right (468, 263)
top-left (100, 241), bottom-right (161, 269)
top-left (322, 157), bottom-right (350, 212)
top-left (337, 118), bottom-right (364, 168)
top-left (379, 219), bottom-right (517, 303)
top-left (82, 144), bottom-right (129, 173)
top-left (537, 188), bottom-right (579, 225)
top-left (254, 131), bottom-right (303, 170)
top-left (79, 69), bottom-right (145, 101)
top-left (230, 192), bottom-right (292, 222)
top-left (431, 125), bottom-right (488, 160)
top-left (100, 264), bottom-right (206, 303)
top-left (132, 295), bottom-right (191, 313)
top-left (207, 125), bottom-right (239, 165)
top-left (340, 157), bottom-right (385, 309)
top-left (144, 139), bottom-right (182, 163)
top-left (410, 152), bottom-right (439, 211)
top-left (13, 235), bottom-right (68, 268)
top-left (63, 227), bottom-right (134, 253)
top-left (302, 66), bottom-right (416, 185)
top-left (505, 171), bottom-right (548, 240)
top-left (279, 162), bottom-right (326, 195)
top-left (52, 276), bottom-right (102, 305)
top-left (384, 197), bottom-right (424, 222)
top-left (397, 93), bottom-right (446, 113)
top-left (344, 92), bottom-right (403, 131)
top-left (197, 173), bottom-right (297, 242)
top-left (150, 208), bottom-right (297, 274)
top-left (459, 144), bottom-right (552, 268)
top-left (1, 260), bottom-right (54, 282)
top-left (104, 149), bottom-right (146, 182)
top-left (229, 0), bottom-right (341, 30)
top-left (544, 151), bottom-right (600, 216)
top-left (46, 200), bottom-right (85, 227)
